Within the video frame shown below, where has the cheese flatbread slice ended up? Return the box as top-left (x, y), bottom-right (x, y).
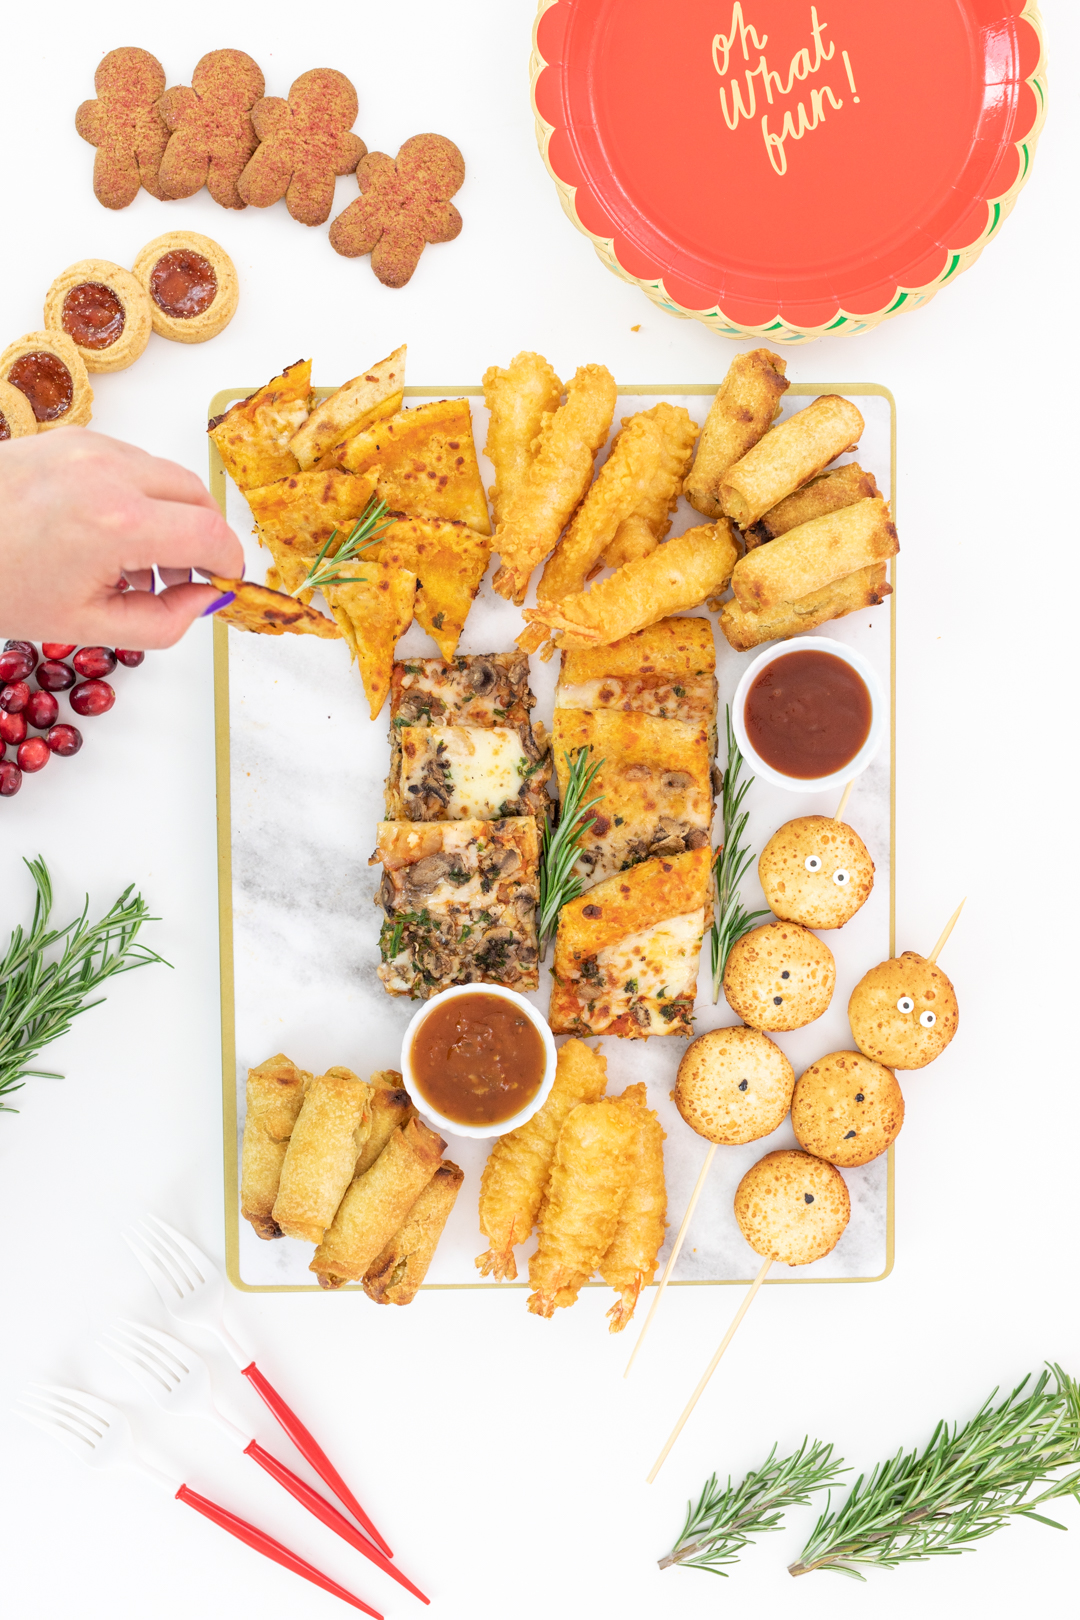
top-left (208, 577), bottom-right (340, 639)
top-left (556, 617), bottom-right (717, 730)
top-left (371, 818), bottom-right (539, 998)
top-left (323, 561), bottom-right (417, 719)
top-left (550, 847), bottom-right (712, 1038)
top-left (369, 515), bottom-right (491, 661)
top-left (208, 359), bottom-right (313, 491)
top-left (289, 346), bottom-right (406, 470)
top-left (325, 399), bottom-right (492, 535)
top-left (245, 468), bottom-right (378, 561)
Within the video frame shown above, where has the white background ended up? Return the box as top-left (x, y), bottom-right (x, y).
top-left (1, 4), bottom-right (1077, 1618)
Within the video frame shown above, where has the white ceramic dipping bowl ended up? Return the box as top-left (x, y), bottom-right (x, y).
top-left (732, 635), bottom-right (886, 796)
top-left (400, 983), bottom-right (557, 1140)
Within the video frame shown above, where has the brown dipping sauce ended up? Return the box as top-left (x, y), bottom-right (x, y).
top-left (63, 282), bottom-right (125, 350)
top-left (0, 411), bottom-right (9, 441)
top-left (150, 251), bottom-right (217, 319)
top-left (744, 649), bottom-right (872, 778)
top-left (410, 992), bottom-right (546, 1127)
top-left (7, 352), bottom-right (73, 421)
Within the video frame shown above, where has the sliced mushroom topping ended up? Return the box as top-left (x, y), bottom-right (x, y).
top-left (405, 852), bottom-right (459, 893)
top-left (684, 827), bottom-right (710, 850)
top-left (481, 845), bottom-right (522, 880)
top-left (661, 770), bottom-right (694, 792)
top-left (396, 691), bottom-right (446, 724)
top-left (377, 870), bottom-right (396, 912)
top-left (520, 723), bottom-right (547, 763)
top-left (630, 1001), bottom-right (652, 1027)
top-left (711, 764), bottom-right (724, 796)
top-left (466, 657), bottom-right (498, 695)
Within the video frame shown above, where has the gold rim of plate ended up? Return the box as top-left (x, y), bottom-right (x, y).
top-left (211, 382), bottom-right (897, 1293)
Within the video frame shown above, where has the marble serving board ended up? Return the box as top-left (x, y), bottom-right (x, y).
top-left (211, 382), bottom-right (896, 1293)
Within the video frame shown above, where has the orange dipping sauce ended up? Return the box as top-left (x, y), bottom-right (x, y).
top-left (744, 649), bottom-right (872, 779)
top-left (410, 993), bottom-right (547, 1127)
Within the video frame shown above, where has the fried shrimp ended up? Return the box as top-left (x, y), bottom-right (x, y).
top-left (526, 1092), bottom-right (640, 1317)
top-left (475, 1038), bottom-right (607, 1280)
top-left (598, 1084), bottom-right (667, 1332)
top-left (482, 351), bottom-right (563, 525)
top-left (603, 403), bottom-right (700, 570)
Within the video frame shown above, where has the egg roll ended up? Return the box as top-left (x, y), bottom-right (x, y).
top-left (362, 1160), bottom-right (464, 1305)
top-left (538, 411), bottom-right (664, 601)
top-left (482, 351), bottom-right (563, 524)
top-left (731, 496), bottom-right (898, 611)
top-left (604, 403), bottom-right (700, 569)
top-left (272, 1067), bottom-right (373, 1244)
top-left (684, 350), bottom-right (788, 518)
top-left (745, 462), bottom-right (879, 549)
top-left (720, 563), bottom-right (892, 651)
top-left (240, 1054), bottom-right (309, 1240)
top-left (720, 395), bottom-right (865, 527)
top-left (354, 1074), bottom-right (416, 1176)
top-left (310, 1116), bottom-right (446, 1288)
top-left (519, 520), bottom-right (738, 657)
top-left (492, 363), bottom-right (617, 603)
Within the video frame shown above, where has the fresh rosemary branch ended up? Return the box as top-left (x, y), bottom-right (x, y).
top-left (710, 705), bottom-right (769, 1001)
top-left (537, 747), bottom-right (605, 954)
top-left (289, 497), bottom-right (392, 596)
top-left (660, 1438), bottom-right (847, 1576)
top-left (790, 1365), bottom-right (1080, 1579)
top-left (0, 857), bottom-right (168, 1113)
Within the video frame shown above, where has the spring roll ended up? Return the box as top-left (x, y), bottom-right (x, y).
top-left (241, 1054), bottom-right (309, 1240)
top-left (720, 563), bottom-right (892, 651)
top-left (684, 350), bottom-right (788, 518)
top-left (720, 395), bottom-right (865, 527)
top-left (538, 411), bottom-right (664, 601)
top-left (492, 363), bottom-right (617, 603)
top-left (731, 496), bottom-right (897, 611)
top-left (519, 520), bottom-right (738, 657)
top-left (310, 1116), bottom-right (446, 1288)
top-left (604, 403), bottom-right (700, 569)
top-left (272, 1067), bottom-right (373, 1244)
top-left (362, 1160), bottom-right (464, 1305)
top-left (482, 352), bottom-right (563, 525)
top-left (745, 462), bottom-right (879, 548)
top-left (354, 1074), bottom-right (416, 1176)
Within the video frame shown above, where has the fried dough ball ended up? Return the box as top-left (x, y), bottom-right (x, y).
top-left (758, 815), bottom-right (874, 930)
top-left (723, 921), bottom-right (835, 1031)
top-left (791, 1051), bottom-right (904, 1167)
top-left (734, 1149), bottom-right (850, 1266)
top-left (848, 952), bottom-right (958, 1069)
top-left (675, 1026), bottom-right (794, 1145)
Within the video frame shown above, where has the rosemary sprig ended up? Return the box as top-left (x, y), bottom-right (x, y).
top-left (661, 1438), bottom-right (847, 1576)
top-left (791, 1365), bottom-right (1080, 1579)
top-left (0, 856), bottom-right (168, 1113)
top-left (537, 747), bottom-right (605, 954)
top-left (710, 705), bottom-right (769, 1001)
top-left (289, 496), bottom-right (392, 596)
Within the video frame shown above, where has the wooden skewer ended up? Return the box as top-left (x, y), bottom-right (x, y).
top-left (624, 1143), bottom-right (717, 1378)
top-left (646, 1254), bottom-right (774, 1483)
top-left (928, 898), bottom-right (966, 964)
top-left (833, 779), bottom-right (855, 823)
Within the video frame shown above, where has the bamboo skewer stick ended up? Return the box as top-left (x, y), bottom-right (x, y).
top-left (929, 898), bottom-right (966, 963)
top-left (647, 1255), bottom-right (774, 1483)
top-left (833, 780), bottom-right (855, 823)
top-left (624, 1143), bottom-right (717, 1379)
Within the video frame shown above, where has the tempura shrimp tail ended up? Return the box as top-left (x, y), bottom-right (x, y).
top-left (605, 1275), bottom-right (643, 1334)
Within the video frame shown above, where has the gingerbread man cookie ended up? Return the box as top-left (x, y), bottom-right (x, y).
top-left (158, 49), bottom-right (265, 210)
top-left (237, 69), bottom-right (365, 226)
top-left (75, 47), bottom-right (170, 209)
top-left (329, 134), bottom-right (465, 287)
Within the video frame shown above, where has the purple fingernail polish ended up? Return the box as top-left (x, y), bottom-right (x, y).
top-left (201, 592), bottom-right (236, 617)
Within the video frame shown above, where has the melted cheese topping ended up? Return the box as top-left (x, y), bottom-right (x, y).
top-left (595, 908), bottom-right (706, 1004)
top-left (400, 726), bottom-right (529, 820)
top-left (557, 675), bottom-right (716, 725)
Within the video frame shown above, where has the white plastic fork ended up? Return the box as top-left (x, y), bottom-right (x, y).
top-left (99, 1322), bottom-right (427, 1603)
top-left (122, 1214), bottom-right (392, 1560)
top-left (15, 1384), bottom-right (379, 1615)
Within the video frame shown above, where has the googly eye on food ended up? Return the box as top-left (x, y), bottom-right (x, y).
top-left (804, 855), bottom-right (823, 872)
top-left (833, 869), bottom-right (850, 886)
top-left (896, 995), bottom-right (914, 1014)
top-left (920, 1009), bottom-right (936, 1027)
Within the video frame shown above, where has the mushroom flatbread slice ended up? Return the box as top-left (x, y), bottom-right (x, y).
top-left (208, 575), bottom-right (341, 638)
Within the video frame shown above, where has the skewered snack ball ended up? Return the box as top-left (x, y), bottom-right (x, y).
top-left (758, 814), bottom-right (874, 930)
top-left (734, 1149), bottom-right (850, 1265)
top-left (791, 1051), bottom-right (904, 1167)
top-left (723, 921), bottom-right (835, 1032)
top-left (675, 1026), bottom-right (794, 1145)
top-left (848, 952), bottom-right (958, 1069)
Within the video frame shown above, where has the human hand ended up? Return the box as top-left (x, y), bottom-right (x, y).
top-left (0, 430), bottom-right (245, 649)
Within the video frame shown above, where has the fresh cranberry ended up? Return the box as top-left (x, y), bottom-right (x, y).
top-left (41, 642), bottom-right (77, 659)
top-left (46, 723), bottom-right (83, 757)
top-left (0, 710), bottom-right (27, 747)
top-left (73, 645), bottom-right (118, 678)
top-left (70, 679), bottom-right (115, 717)
top-left (0, 648), bottom-right (34, 683)
top-left (36, 659), bottom-right (77, 692)
top-left (114, 648), bottom-right (146, 668)
top-left (16, 737), bottom-right (49, 773)
top-left (25, 689), bottom-right (59, 730)
top-left (0, 760), bottom-right (21, 796)
top-left (1, 680), bottom-right (30, 713)
top-left (3, 640), bottom-right (38, 672)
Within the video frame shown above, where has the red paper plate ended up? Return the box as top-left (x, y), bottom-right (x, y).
top-left (532, 0), bottom-right (1046, 341)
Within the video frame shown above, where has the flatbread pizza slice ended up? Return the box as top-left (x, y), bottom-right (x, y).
top-left (556, 617), bottom-right (717, 732)
top-left (208, 359), bottom-right (313, 491)
top-left (321, 398), bottom-right (491, 535)
top-left (322, 560), bottom-right (417, 719)
top-left (370, 514), bottom-right (491, 661)
top-left (207, 576), bottom-right (341, 639)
